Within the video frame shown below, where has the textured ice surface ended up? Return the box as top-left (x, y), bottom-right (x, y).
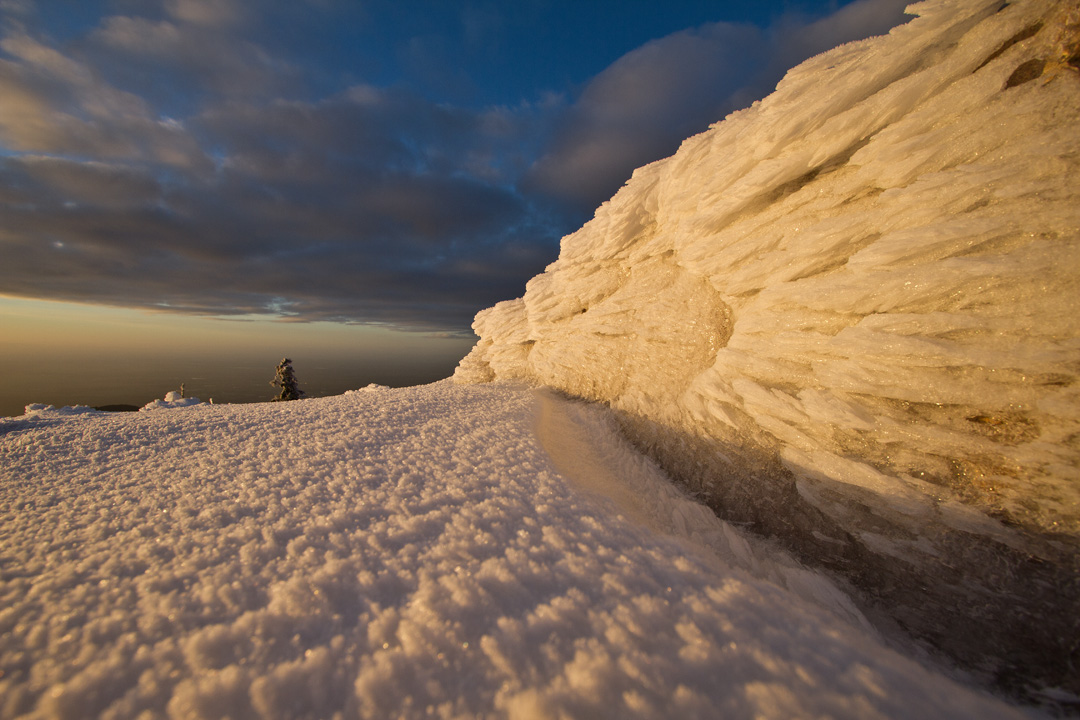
top-left (456, 0), bottom-right (1080, 698)
top-left (0, 383), bottom-right (1032, 718)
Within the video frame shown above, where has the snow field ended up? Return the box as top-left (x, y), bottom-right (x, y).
top-left (0, 382), bottom-right (1029, 719)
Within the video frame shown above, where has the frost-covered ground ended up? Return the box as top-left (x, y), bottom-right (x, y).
top-left (0, 383), bottom-right (1038, 719)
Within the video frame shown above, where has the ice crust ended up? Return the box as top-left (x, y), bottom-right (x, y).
top-left (0, 383), bottom-right (1032, 718)
top-left (456, 0), bottom-right (1080, 696)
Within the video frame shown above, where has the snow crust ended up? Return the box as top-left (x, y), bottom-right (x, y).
top-left (456, 0), bottom-right (1080, 696)
top-left (0, 383), bottom-right (1031, 718)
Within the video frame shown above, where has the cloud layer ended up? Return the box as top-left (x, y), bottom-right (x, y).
top-left (0, 0), bottom-right (911, 331)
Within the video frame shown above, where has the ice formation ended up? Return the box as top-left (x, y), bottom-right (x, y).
top-left (0, 384), bottom-right (1034, 718)
top-left (456, 0), bottom-right (1080, 695)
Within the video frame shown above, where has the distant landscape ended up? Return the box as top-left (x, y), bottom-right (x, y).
top-left (1, 351), bottom-right (469, 418)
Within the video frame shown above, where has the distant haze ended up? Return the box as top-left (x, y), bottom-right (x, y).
top-left (1, 298), bottom-right (473, 416)
top-left (2, 351), bottom-right (469, 417)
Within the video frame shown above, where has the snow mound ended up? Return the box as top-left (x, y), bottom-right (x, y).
top-left (21, 403), bottom-right (101, 417)
top-left (456, 0), bottom-right (1080, 698)
top-left (0, 382), bottom-right (1031, 718)
top-left (140, 391), bottom-right (204, 411)
top-left (346, 384), bottom-right (391, 393)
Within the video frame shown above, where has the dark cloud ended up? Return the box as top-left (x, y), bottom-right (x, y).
top-left (90, 14), bottom-right (289, 99)
top-left (6, 155), bottom-right (162, 207)
top-left (0, 73), bottom-right (556, 328)
top-left (0, 30), bottom-right (213, 169)
top-left (0, 0), bottom-right (913, 332)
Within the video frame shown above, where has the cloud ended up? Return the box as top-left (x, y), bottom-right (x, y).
top-left (525, 0), bottom-right (913, 213)
top-left (164, 0), bottom-right (243, 27)
top-left (0, 0), bottom-right (32, 17)
top-left (783, 0), bottom-right (918, 57)
top-left (0, 30), bottom-right (211, 168)
top-left (524, 21), bottom-right (763, 209)
top-left (4, 155), bottom-right (163, 208)
top-left (89, 13), bottom-right (294, 103)
top-left (0, 67), bottom-right (557, 329)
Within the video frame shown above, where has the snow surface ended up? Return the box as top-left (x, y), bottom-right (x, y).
top-left (455, 0), bottom-right (1080, 694)
top-left (0, 383), bottom-right (1033, 718)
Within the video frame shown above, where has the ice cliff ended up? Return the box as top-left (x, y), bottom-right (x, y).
top-left (456, 0), bottom-right (1080, 696)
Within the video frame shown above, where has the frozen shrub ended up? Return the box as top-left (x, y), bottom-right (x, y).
top-left (270, 358), bottom-right (305, 402)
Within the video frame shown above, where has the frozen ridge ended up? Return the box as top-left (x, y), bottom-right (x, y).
top-left (456, 0), bottom-right (1080, 699)
top-left (0, 384), bottom-right (1034, 718)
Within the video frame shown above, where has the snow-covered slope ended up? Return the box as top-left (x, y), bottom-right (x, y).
top-left (456, 0), bottom-right (1080, 696)
top-left (0, 386), bottom-right (1034, 718)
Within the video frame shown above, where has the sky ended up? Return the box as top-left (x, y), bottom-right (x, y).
top-left (0, 0), bottom-right (913, 413)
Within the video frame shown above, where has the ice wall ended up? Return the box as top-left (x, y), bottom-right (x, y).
top-left (456, 0), bottom-right (1080, 697)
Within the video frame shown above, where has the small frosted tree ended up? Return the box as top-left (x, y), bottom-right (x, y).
top-left (270, 358), bottom-right (305, 401)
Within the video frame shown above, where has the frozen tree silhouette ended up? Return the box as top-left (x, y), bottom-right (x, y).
top-left (270, 358), bottom-right (305, 401)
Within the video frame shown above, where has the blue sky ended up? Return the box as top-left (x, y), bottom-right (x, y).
top-left (0, 0), bottom-right (913, 412)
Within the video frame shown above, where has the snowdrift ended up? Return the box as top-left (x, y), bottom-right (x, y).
top-left (456, 0), bottom-right (1080, 694)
